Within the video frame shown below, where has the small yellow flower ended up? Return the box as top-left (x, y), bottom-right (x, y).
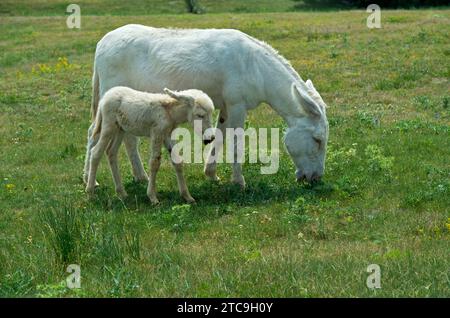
top-left (5, 183), bottom-right (15, 191)
top-left (56, 57), bottom-right (71, 71)
top-left (445, 218), bottom-right (450, 232)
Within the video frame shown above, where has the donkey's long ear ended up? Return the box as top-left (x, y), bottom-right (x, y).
top-left (305, 79), bottom-right (316, 93)
top-left (292, 84), bottom-right (322, 117)
top-left (305, 79), bottom-right (327, 108)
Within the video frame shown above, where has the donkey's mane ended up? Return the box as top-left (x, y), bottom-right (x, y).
top-left (244, 34), bottom-right (303, 83)
top-left (157, 27), bottom-right (303, 84)
top-left (245, 34), bottom-right (327, 111)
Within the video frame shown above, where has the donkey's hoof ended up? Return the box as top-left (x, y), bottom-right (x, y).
top-left (207, 174), bottom-right (220, 182)
top-left (204, 167), bottom-right (220, 182)
top-left (134, 174), bottom-right (149, 183)
top-left (231, 177), bottom-right (246, 190)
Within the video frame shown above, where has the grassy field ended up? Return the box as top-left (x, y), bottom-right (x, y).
top-left (0, 0), bottom-right (300, 16)
top-left (0, 5), bottom-right (449, 297)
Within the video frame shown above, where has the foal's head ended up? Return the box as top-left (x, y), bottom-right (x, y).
top-left (164, 88), bottom-right (215, 144)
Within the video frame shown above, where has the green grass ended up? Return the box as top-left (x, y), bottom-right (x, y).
top-left (0, 0), bottom-right (299, 16)
top-left (0, 8), bottom-right (449, 297)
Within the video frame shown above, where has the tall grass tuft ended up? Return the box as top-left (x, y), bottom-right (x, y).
top-left (125, 231), bottom-right (141, 261)
top-left (39, 203), bottom-right (83, 265)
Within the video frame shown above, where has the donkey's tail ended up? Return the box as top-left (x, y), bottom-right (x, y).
top-left (90, 64), bottom-right (100, 122)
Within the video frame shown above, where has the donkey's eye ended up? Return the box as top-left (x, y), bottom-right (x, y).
top-left (313, 138), bottom-right (322, 147)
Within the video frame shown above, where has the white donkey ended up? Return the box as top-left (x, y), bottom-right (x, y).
top-left (84, 24), bottom-right (329, 188)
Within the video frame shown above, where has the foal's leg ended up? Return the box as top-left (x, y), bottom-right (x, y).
top-left (124, 134), bottom-right (148, 182)
top-left (106, 131), bottom-right (127, 199)
top-left (147, 137), bottom-right (163, 204)
top-left (86, 129), bottom-right (114, 194)
top-left (204, 109), bottom-right (226, 181)
top-left (164, 138), bottom-right (195, 203)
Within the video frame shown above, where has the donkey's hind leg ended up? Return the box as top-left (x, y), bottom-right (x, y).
top-left (124, 134), bottom-right (148, 182)
top-left (83, 122), bottom-right (100, 186)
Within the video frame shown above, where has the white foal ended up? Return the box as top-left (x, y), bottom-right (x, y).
top-left (86, 86), bottom-right (215, 204)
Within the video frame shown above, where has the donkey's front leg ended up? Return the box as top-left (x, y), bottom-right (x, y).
top-left (83, 122), bottom-right (99, 186)
top-left (226, 104), bottom-right (247, 189)
top-left (165, 138), bottom-right (195, 203)
top-left (147, 137), bottom-right (163, 204)
top-left (204, 109), bottom-right (227, 182)
top-left (123, 134), bottom-right (148, 182)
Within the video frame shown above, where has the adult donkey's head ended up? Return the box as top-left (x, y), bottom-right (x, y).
top-left (284, 79), bottom-right (329, 183)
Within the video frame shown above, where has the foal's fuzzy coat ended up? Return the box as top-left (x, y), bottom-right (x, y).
top-left (86, 86), bottom-right (214, 204)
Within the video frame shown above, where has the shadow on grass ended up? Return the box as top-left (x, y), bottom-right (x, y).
top-left (87, 176), bottom-right (336, 215)
top-left (291, 1), bottom-right (450, 11)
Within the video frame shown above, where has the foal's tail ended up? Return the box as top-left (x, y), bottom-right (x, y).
top-left (92, 109), bottom-right (102, 139)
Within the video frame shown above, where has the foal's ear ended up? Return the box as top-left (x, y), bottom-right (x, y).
top-left (164, 88), bottom-right (179, 99)
top-left (292, 83), bottom-right (322, 118)
top-left (164, 88), bottom-right (195, 108)
top-left (183, 95), bottom-right (196, 108)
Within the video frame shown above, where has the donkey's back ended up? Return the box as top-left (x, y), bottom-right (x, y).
top-left (94, 24), bottom-right (265, 108)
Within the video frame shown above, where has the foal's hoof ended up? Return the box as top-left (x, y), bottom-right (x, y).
top-left (85, 187), bottom-right (95, 197)
top-left (149, 197), bottom-right (160, 205)
top-left (184, 196), bottom-right (196, 204)
top-left (83, 175), bottom-right (99, 187)
top-left (117, 191), bottom-right (128, 200)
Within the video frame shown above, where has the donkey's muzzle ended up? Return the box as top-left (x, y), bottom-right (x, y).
top-left (296, 171), bottom-right (321, 184)
top-left (203, 135), bottom-right (215, 145)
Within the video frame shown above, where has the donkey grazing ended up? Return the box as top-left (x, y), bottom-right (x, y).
top-left (86, 86), bottom-right (215, 204)
top-left (84, 25), bottom-right (329, 188)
